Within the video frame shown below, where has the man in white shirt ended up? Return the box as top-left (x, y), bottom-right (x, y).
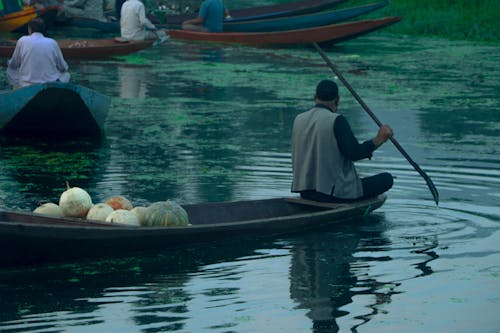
top-left (120, 0), bottom-right (157, 41)
top-left (7, 18), bottom-right (70, 89)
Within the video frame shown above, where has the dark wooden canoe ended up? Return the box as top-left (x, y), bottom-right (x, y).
top-left (223, 1), bottom-right (389, 32)
top-left (168, 16), bottom-right (401, 47)
top-left (0, 195), bottom-right (386, 267)
top-left (58, 0), bottom-right (346, 33)
top-left (0, 82), bottom-right (109, 137)
top-left (57, 16), bottom-right (120, 33)
top-left (165, 0), bottom-right (346, 25)
top-left (0, 38), bottom-right (155, 60)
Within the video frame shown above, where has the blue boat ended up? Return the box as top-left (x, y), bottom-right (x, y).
top-left (163, 0), bottom-right (346, 25)
top-left (223, 1), bottom-right (389, 32)
top-left (0, 82), bottom-right (110, 137)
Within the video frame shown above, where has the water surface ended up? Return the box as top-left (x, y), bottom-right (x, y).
top-left (0, 20), bottom-right (499, 333)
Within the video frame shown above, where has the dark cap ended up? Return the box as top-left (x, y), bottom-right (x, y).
top-left (315, 80), bottom-right (338, 101)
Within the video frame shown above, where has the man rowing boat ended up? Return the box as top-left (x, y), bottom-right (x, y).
top-left (291, 80), bottom-right (394, 202)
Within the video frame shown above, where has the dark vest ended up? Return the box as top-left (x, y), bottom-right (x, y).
top-left (291, 107), bottom-right (363, 198)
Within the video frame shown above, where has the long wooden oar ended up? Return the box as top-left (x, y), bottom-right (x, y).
top-left (313, 42), bottom-right (439, 205)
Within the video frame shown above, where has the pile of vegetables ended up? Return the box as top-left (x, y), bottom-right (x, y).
top-left (33, 182), bottom-right (189, 227)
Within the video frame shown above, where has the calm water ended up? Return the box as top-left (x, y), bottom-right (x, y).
top-left (0, 11), bottom-right (499, 333)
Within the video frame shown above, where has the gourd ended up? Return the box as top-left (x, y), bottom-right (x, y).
top-left (142, 200), bottom-right (189, 227)
top-left (105, 209), bottom-right (140, 226)
top-left (166, 200), bottom-right (189, 226)
top-left (86, 203), bottom-right (114, 221)
top-left (131, 206), bottom-right (147, 225)
top-left (59, 182), bottom-right (93, 218)
top-left (33, 202), bottom-right (63, 217)
top-left (105, 195), bottom-right (133, 210)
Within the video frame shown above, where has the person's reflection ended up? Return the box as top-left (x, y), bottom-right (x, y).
top-left (117, 65), bottom-right (149, 99)
top-left (288, 219), bottom-right (390, 331)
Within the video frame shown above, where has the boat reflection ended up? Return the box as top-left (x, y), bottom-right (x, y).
top-left (0, 214), bottom-right (440, 332)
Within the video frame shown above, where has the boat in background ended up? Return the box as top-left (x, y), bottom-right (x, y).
top-left (13, 4), bottom-right (60, 33)
top-left (168, 16), bottom-right (402, 47)
top-left (0, 82), bottom-right (109, 138)
top-left (163, 0), bottom-right (347, 25)
top-left (0, 194), bottom-right (386, 267)
top-left (0, 37), bottom-right (155, 59)
top-left (55, 0), bottom-right (346, 32)
top-left (223, 1), bottom-right (389, 32)
top-left (0, 1), bottom-right (59, 32)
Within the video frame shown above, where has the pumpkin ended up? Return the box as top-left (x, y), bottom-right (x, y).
top-left (166, 200), bottom-right (189, 225)
top-left (142, 200), bottom-right (189, 227)
top-left (86, 203), bottom-right (114, 221)
top-left (131, 206), bottom-right (147, 225)
top-left (59, 182), bottom-right (93, 218)
top-left (105, 209), bottom-right (140, 226)
top-left (105, 195), bottom-right (133, 210)
top-left (33, 202), bottom-right (63, 217)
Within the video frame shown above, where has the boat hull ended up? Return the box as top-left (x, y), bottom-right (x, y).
top-left (223, 1), bottom-right (388, 32)
top-left (168, 16), bottom-right (401, 46)
top-left (0, 6), bottom-right (37, 32)
top-left (0, 82), bottom-right (109, 137)
top-left (165, 0), bottom-right (346, 25)
top-left (0, 38), bottom-right (154, 60)
top-left (0, 195), bottom-right (386, 267)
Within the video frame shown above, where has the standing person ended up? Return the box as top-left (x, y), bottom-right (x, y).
top-left (182, 0), bottom-right (230, 32)
top-left (291, 79), bottom-right (394, 202)
top-left (120, 0), bottom-right (158, 41)
top-left (6, 18), bottom-right (70, 89)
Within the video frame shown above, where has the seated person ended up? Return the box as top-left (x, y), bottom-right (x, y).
top-left (120, 0), bottom-right (157, 41)
top-left (182, 0), bottom-right (230, 33)
top-left (58, 0), bottom-right (107, 22)
top-left (7, 18), bottom-right (70, 89)
top-left (291, 80), bottom-right (394, 202)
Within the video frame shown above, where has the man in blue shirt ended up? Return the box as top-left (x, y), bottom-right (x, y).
top-left (182, 0), bottom-right (229, 32)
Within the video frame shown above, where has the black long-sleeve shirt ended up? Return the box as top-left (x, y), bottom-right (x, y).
top-left (315, 104), bottom-right (376, 161)
top-left (334, 115), bottom-right (376, 161)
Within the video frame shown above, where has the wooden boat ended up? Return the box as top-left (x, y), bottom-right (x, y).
top-left (223, 1), bottom-right (389, 32)
top-left (0, 195), bottom-right (386, 267)
top-left (13, 4), bottom-right (60, 33)
top-left (0, 4), bottom-right (58, 32)
top-left (164, 0), bottom-right (347, 25)
top-left (168, 16), bottom-right (402, 47)
top-left (59, 0), bottom-right (346, 32)
top-left (60, 16), bottom-right (120, 33)
top-left (0, 37), bottom-right (155, 60)
top-left (0, 82), bottom-right (109, 137)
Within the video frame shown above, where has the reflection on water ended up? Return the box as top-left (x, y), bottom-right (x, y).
top-left (118, 65), bottom-right (150, 99)
top-left (0, 137), bottom-right (108, 210)
top-left (0, 220), bottom-right (389, 333)
top-left (0, 29), bottom-right (499, 333)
